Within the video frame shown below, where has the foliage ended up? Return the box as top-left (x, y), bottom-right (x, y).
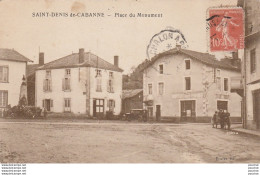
top-left (4, 105), bottom-right (43, 119)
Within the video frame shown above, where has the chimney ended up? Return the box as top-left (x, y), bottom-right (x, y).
top-left (79, 48), bottom-right (85, 64)
top-left (114, 55), bottom-right (119, 67)
top-left (232, 51), bottom-right (239, 60)
top-left (176, 44), bottom-right (181, 49)
top-left (39, 52), bottom-right (44, 66)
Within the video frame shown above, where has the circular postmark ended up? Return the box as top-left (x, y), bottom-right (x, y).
top-left (146, 26), bottom-right (188, 59)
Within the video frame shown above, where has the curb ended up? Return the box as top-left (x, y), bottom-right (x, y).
top-left (230, 128), bottom-right (260, 138)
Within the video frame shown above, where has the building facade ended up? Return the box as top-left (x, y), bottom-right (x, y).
top-left (0, 49), bottom-right (32, 117)
top-left (238, 0), bottom-right (260, 130)
top-left (143, 47), bottom-right (242, 122)
top-left (35, 49), bottom-right (123, 117)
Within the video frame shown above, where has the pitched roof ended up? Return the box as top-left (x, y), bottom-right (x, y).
top-left (122, 89), bottom-right (143, 99)
top-left (0, 48), bottom-right (32, 62)
top-left (27, 64), bottom-right (40, 77)
top-left (143, 47), bottom-right (240, 72)
top-left (37, 52), bottom-right (123, 72)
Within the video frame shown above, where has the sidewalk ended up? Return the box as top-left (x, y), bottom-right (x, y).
top-left (231, 125), bottom-right (260, 138)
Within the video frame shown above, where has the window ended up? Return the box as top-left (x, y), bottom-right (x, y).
top-left (216, 69), bottom-right (221, 77)
top-left (42, 99), bottom-right (53, 112)
top-left (96, 78), bottom-right (102, 92)
top-left (158, 82), bottom-right (164, 95)
top-left (107, 79), bottom-right (114, 93)
top-left (64, 98), bottom-right (71, 112)
top-left (216, 77), bottom-right (221, 91)
top-left (46, 70), bottom-right (51, 78)
top-left (0, 91), bottom-right (8, 107)
top-left (0, 66), bottom-right (8, 83)
top-left (250, 48), bottom-right (256, 73)
top-left (107, 72), bottom-right (114, 93)
top-left (159, 64), bottom-right (163, 74)
top-left (185, 77), bottom-right (191, 90)
top-left (43, 79), bottom-right (52, 92)
top-left (185, 60), bottom-right (190, 70)
top-left (109, 72), bottom-right (113, 79)
top-left (62, 78), bottom-right (71, 91)
top-left (44, 70), bottom-right (52, 92)
top-left (65, 69), bottom-right (71, 76)
top-left (108, 99), bottom-right (115, 112)
top-left (96, 69), bottom-right (102, 77)
top-left (148, 84), bottom-right (152, 95)
top-left (216, 69), bottom-right (221, 91)
top-left (224, 78), bottom-right (228, 91)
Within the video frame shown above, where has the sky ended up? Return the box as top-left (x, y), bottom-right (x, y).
top-left (0, 0), bottom-right (238, 73)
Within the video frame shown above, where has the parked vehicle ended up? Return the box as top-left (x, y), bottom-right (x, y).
top-left (121, 109), bottom-right (148, 122)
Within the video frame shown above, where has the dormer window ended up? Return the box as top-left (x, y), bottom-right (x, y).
top-left (159, 64), bottom-right (163, 74)
top-left (185, 60), bottom-right (191, 70)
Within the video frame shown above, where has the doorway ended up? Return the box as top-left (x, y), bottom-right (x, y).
top-left (147, 107), bottom-right (153, 120)
top-left (217, 100), bottom-right (228, 111)
top-left (0, 91), bottom-right (8, 117)
top-left (44, 99), bottom-right (51, 111)
top-left (93, 99), bottom-right (104, 119)
top-left (180, 100), bottom-right (196, 122)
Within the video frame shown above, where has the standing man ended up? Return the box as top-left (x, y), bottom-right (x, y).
top-left (225, 110), bottom-right (231, 130)
top-left (219, 109), bottom-right (224, 129)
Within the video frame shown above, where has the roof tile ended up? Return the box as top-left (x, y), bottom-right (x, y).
top-left (0, 48), bottom-right (32, 62)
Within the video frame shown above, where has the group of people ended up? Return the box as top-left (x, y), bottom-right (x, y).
top-left (212, 109), bottom-right (231, 130)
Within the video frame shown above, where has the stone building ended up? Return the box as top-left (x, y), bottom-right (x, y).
top-left (142, 46), bottom-right (242, 122)
top-left (238, 0), bottom-right (260, 130)
top-left (35, 48), bottom-right (123, 117)
top-left (0, 49), bottom-right (32, 117)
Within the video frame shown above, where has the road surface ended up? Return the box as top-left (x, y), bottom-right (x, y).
top-left (0, 120), bottom-right (259, 163)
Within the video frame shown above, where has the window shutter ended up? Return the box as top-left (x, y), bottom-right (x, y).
top-left (62, 78), bottom-right (65, 91)
top-left (42, 99), bottom-right (45, 108)
top-left (111, 80), bottom-right (114, 92)
top-left (107, 80), bottom-right (109, 92)
top-left (69, 99), bottom-right (71, 111)
top-left (63, 99), bottom-right (65, 112)
top-left (43, 80), bottom-right (46, 91)
top-left (50, 99), bottom-right (53, 108)
top-left (50, 79), bottom-right (52, 92)
top-left (68, 78), bottom-right (71, 91)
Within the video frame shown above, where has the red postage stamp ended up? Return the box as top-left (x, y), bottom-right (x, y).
top-left (207, 8), bottom-right (244, 52)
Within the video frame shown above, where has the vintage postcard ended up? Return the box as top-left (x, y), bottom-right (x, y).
top-left (0, 0), bottom-right (259, 170)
